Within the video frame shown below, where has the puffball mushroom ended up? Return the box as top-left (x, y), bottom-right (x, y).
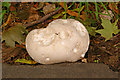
top-left (25, 19), bottom-right (90, 64)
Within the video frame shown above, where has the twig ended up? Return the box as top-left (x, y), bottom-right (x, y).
top-left (12, 50), bottom-right (25, 63)
top-left (3, 48), bottom-right (22, 63)
top-left (2, 13), bottom-right (11, 30)
top-left (2, 48), bottom-right (16, 60)
top-left (96, 46), bottom-right (113, 55)
top-left (92, 40), bottom-right (113, 55)
top-left (24, 7), bottom-right (62, 28)
top-left (109, 33), bottom-right (120, 40)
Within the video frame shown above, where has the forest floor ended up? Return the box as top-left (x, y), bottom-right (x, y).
top-left (2, 2), bottom-right (120, 72)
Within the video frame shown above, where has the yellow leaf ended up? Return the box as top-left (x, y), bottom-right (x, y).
top-left (15, 59), bottom-right (37, 64)
top-left (53, 13), bottom-right (63, 18)
top-left (71, 6), bottom-right (84, 12)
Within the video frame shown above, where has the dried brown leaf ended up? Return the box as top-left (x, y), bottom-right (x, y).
top-left (109, 3), bottom-right (118, 14)
top-left (59, 2), bottom-right (68, 10)
top-left (43, 4), bottom-right (56, 15)
top-left (67, 10), bottom-right (79, 17)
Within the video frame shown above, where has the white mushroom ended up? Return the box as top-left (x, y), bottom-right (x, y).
top-left (25, 19), bottom-right (90, 64)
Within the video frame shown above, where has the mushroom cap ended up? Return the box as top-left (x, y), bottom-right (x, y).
top-left (26, 19), bottom-right (90, 64)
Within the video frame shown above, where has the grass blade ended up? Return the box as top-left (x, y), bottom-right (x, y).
top-left (89, 11), bottom-right (95, 19)
top-left (78, 2), bottom-right (82, 18)
top-left (85, 10), bottom-right (87, 20)
top-left (88, 10), bottom-right (110, 16)
top-left (101, 2), bottom-right (112, 18)
top-left (86, 2), bottom-right (89, 11)
top-left (64, 2), bottom-right (67, 19)
top-left (95, 2), bottom-right (99, 21)
top-left (68, 2), bottom-right (75, 9)
top-left (85, 2), bottom-right (89, 20)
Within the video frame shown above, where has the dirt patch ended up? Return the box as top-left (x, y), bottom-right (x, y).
top-left (87, 33), bottom-right (120, 72)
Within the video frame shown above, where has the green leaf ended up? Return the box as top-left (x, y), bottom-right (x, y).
top-left (96, 18), bottom-right (119, 41)
top-left (53, 13), bottom-right (63, 18)
top-left (2, 2), bottom-right (11, 9)
top-left (71, 6), bottom-right (84, 12)
top-left (55, 6), bottom-right (60, 10)
top-left (62, 12), bottom-right (65, 14)
top-left (2, 24), bottom-right (27, 47)
top-left (0, 10), bottom-right (6, 19)
top-left (86, 26), bottom-right (97, 36)
top-left (68, 16), bottom-right (75, 19)
top-left (52, 11), bottom-right (65, 19)
top-left (75, 18), bottom-right (97, 36)
top-left (15, 59), bottom-right (37, 64)
top-left (68, 2), bottom-right (75, 9)
top-left (62, 14), bottom-right (67, 19)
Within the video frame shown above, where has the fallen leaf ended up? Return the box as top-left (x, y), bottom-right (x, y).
top-left (80, 11), bottom-right (86, 20)
top-left (45, 2), bottom-right (50, 5)
top-left (62, 14), bottom-right (67, 19)
top-left (52, 11), bottom-right (65, 19)
top-left (2, 47), bottom-right (22, 63)
top-left (2, 2), bottom-right (11, 9)
top-left (9, 5), bottom-right (16, 11)
top-left (67, 10), bottom-right (79, 17)
top-left (68, 16), bottom-right (75, 19)
top-left (0, 10), bottom-right (6, 19)
top-left (109, 3), bottom-right (118, 14)
top-left (2, 13), bottom-right (11, 29)
top-left (76, 18), bottom-right (97, 36)
top-left (71, 6), bottom-right (84, 12)
top-left (96, 18), bottom-right (120, 41)
top-left (16, 9), bottom-right (30, 20)
top-left (33, 2), bottom-right (44, 10)
top-left (30, 7), bottom-right (38, 14)
top-left (43, 4), bottom-right (56, 15)
top-left (15, 59), bottom-right (37, 64)
top-left (59, 2), bottom-right (68, 10)
top-left (52, 13), bottom-right (63, 18)
top-left (16, 44), bottom-right (26, 48)
top-left (59, 3), bottom-right (85, 20)
top-left (27, 14), bottom-right (40, 22)
top-left (34, 2), bottom-right (38, 8)
top-left (86, 26), bottom-right (97, 36)
top-left (2, 24), bottom-right (27, 47)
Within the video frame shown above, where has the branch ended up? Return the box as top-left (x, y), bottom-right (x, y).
top-left (24, 7), bottom-right (62, 28)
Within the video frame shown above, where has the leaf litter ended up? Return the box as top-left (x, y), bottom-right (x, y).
top-left (1, 2), bottom-right (120, 72)
top-left (2, 24), bottom-right (27, 47)
top-left (96, 18), bottom-right (119, 41)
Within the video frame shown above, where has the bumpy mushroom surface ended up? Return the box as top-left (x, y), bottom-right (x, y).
top-left (25, 19), bottom-right (90, 64)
